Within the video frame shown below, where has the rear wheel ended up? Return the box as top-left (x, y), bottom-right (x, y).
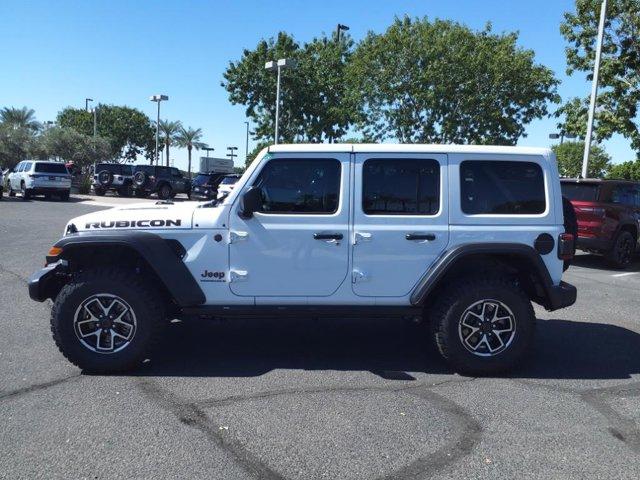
top-left (606, 231), bottom-right (635, 269)
top-left (117, 185), bottom-right (133, 197)
top-left (93, 186), bottom-right (106, 196)
top-left (50, 268), bottom-right (164, 373)
top-left (157, 184), bottom-right (172, 200)
top-left (21, 182), bottom-right (31, 200)
top-left (59, 191), bottom-right (70, 201)
top-left (7, 181), bottom-right (15, 197)
top-left (431, 276), bottom-right (535, 375)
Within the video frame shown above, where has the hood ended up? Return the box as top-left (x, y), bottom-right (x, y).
top-left (66, 201), bottom-right (204, 234)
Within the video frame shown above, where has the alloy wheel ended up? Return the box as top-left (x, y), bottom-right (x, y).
top-left (458, 299), bottom-right (516, 357)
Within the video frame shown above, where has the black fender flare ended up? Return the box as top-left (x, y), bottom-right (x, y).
top-left (410, 243), bottom-right (576, 311)
top-left (51, 231), bottom-right (205, 306)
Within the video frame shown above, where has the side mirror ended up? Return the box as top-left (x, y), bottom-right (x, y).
top-left (238, 186), bottom-right (262, 219)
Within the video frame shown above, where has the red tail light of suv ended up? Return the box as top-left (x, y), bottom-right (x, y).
top-left (560, 179), bottom-right (640, 268)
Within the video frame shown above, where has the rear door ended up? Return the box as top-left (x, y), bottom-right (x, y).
top-left (351, 153), bottom-right (449, 297)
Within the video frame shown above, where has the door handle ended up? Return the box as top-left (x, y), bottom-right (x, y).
top-left (405, 233), bottom-right (436, 241)
top-left (314, 233), bottom-right (344, 240)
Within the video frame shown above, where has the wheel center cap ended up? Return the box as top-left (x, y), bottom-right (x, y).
top-left (99, 318), bottom-right (113, 329)
top-left (480, 322), bottom-right (493, 333)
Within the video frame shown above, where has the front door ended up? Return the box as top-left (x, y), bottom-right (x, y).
top-left (228, 153), bottom-right (351, 297)
top-left (351, 153), bottom-right (449, 297)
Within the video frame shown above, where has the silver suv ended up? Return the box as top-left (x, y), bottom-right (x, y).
top-left (92, 163), bottom-right (134, 197)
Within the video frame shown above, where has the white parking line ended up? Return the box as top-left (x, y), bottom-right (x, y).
top-left (611, 272), bottom-right (639, 278)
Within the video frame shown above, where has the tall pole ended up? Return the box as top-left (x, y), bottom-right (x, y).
top-left (244, 121), bottom-right (249, 162)
top-left (582, 0), bottom-right (607, 179)
top-left (93, 108), bottom-right (97, 137)
top-left (274, 65), bottom-right (282, 144)
top-left (155, 100), bottom-right (160, 166)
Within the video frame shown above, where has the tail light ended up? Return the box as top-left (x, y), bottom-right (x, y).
top-left (558, 233), bottom-right (575, 260)
top-left (576, 206), bottom-right (606, 217)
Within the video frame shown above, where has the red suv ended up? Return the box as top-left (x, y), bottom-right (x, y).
top-left (561, 179), bottom-right (640, 268)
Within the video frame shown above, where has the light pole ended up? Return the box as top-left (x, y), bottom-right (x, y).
top-left (150, 94), bottom-right (169, 165)
top-left (549, 131), bottom-right (577, 145)
top-left (226, 146), bottom-right (238, 163)
top-left (85, 98), bottom-right (93, 111)
top-left (202, 146), bottom-right (215, 158)
top-left (336, 23), bottom-right (349, 41)
top-left (244, 121), bottom-right (250, 162)
top-left (265, 58), bottom-right (297, 144)
top-left (582, 0), bottom-right (607, 179)
top-left (91, 107), bottom-right (97, 137)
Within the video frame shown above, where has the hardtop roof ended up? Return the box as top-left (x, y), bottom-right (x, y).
top-left (267, 143), bottom-right (551, 156)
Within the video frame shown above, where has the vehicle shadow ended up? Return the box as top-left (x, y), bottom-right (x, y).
top-left (570, 253), bottom-right (640, 272)
top-left (132, 316), bottom-right (640, 381)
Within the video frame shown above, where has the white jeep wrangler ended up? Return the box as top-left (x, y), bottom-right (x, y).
top-left (29, 144), bottom-right (576, 375)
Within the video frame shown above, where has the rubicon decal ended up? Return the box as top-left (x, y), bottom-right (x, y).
top-left (84, 219), bottom-right (182, 229)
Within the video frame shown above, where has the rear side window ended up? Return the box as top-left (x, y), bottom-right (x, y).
top-left (134, 165), bottom-right (154, 175)
top-left (35, 163), bottom-right (68, 174)
top-left (253, 159), bottom-right (340, 214)
top-left (611, 184), bottom-right (640, 207)
top-left (461, 161), bottom-right (545, 215)
top-left (362, 159), bottom-right (440, 215)
top-left (561, 182), bottom-right (600, 202)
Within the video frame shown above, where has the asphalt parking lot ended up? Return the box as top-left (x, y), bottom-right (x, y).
top-left (1, 194), bottom-right (640, 479)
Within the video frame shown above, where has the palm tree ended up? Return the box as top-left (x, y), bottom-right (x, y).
top-left (0, 107), bottom-right (40, 131)
top-left (157, 119), bottom-right (182, 167)
top-left (175, 126), bottom-right (206, 178)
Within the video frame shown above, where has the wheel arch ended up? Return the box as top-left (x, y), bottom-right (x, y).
top-left (411, 243), bottom-right (575, 311)
top-left (48, 232), bottom-right (204, 308)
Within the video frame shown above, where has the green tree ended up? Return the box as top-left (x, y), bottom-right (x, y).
top-left (39, 127), bottom-right (112, 167)
top-left (175, 126), bottom-right (205, 178)
top-left (0, 124), bottom-right (36, 169)
top-left (608, 159), bottom-right (640, 180)
top-left (559, 0), bottom-right (640, 154)
top-left (245, 141), bottom-right (270, 167)
top-left (0, 106), bottom-right (41, 131)
top-left (348, 17), bottom-right (559, 144)
top-left (57, 105), bottom-right (155, 162)
top-left (552, 141), bottom-right (611, 178)
top-left (158, 119), bottom-right (182, 167)
top-left (222, 31), bottom-right (355, 144)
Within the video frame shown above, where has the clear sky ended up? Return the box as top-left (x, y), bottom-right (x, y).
top-left (0, 0), bottom-right (634, 170)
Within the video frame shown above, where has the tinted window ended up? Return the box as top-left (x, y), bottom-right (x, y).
top-left (611, 184), bottom-right (640, 207)
top-left (35, 163), bottom-right (68, 174)
top-left (157, 167), bottom-right (171, 177)
top-left (171, 168), bottom-right (182, 177)
top-left (561, 182), bottom-right (600, 202)
top-left (22, 162), bottom-right (33, 172)
top-left (253, 159), bottom-right (340, 214)
top-left (461, 161), bottom-right (545, 215)
top-left (220, 175), bottom-right (239, 185)
top-left (15, 162), bottom-right (23, 172)
top-left (193, 174), bottom-right (211, 186)
top-left (134, 165), bottom-right (155, 175)
top-left (362, 159), bottom-right (440, 215)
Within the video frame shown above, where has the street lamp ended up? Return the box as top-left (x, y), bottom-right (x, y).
top-left (265, 58), bottom-right (297, 144)
top-left (85, 98), bottom-right (93, 111)
top-left (549, 131), bottom-right (577, 145)
top-left (336, 23), bottom-right (349, 41)
top-left (150, 94), bottom-right (169, 165)
top-left (91, 108), bottom-right (97, 137)
top-left (226, 146), bottom-right (238, 163)
top-left (244, 121), bottom-right (250, 162)
top-left (202, 146), bottom-right (215, 158)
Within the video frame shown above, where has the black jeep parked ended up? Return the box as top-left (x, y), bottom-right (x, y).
top-left (132, 165), bottom-right (191, 200)
top-left (190, 172), bottom-right (229, 200)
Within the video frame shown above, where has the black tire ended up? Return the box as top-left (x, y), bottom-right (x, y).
top-left (59, 191), bottom-right (70, 201)
top-left (21, 182), bottom-right (31, 200)
top-left (97, 170), bottom-right (114, 187)
top-left (50, 268), bottom-right (164, 373)
top-left (7, 181), bottom-right (15, 197)
top-left (562, 196), bottom-right (578, 271)
top-left (431, 276), bottom-right (535, 376)
top-left (134, 189), bottom-right (149, 198)
top-left (157, 183), bottom-right (172, 200)
top-left (606, 230), bottom-right (635, 269)
top-left (44, 193), bottom-right (52, 200)
top-left (93, 186), bottom-right (106, 196)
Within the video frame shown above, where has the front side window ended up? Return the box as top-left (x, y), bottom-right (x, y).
top-left (22, 162), bottom-right (33, 172)
top-left (362, 158), bottom-right (440, 215)
top-left (134, 165), bottom-right (154, 175)
top-left (611, 185), bottom-right (640, 207)
top-left (171, 168), bottom-right (182, 177)
top-left (461, 161), bottom-right (545, 215)
top-left (253, 159), bottom-right (340, 214)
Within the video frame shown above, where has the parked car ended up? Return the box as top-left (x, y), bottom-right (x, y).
top-left (561, 178), bottom-right (640, 268)
top-left (132, 165), bottom-right (191, 200)
top-left (5, 160), bottom-right (71, 201)
top-left (216, 174), bottom-right (241, 199)
top-left (30, 144), bottom-right (576, 375)
top-left (92, 163), bottom-right (134, 197)
top-left (0, 168), bottom-right (4, 200)
top-left (191, 172), bottom-right (229, 201)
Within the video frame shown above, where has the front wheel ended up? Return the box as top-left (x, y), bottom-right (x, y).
top-left (606, 231), bottom-right (635, 269)
top-left (431, 276), bottom-right (535, 376)
top-left (157, 184), bottom-right (172, 200)
top-left (50, 268), bottom-right (164, 373)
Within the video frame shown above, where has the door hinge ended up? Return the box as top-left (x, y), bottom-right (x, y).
top-left (229, 270), bottom-right (248, 282)
top-left (229, 231), bottom-right (248, 244)
top-left (352, 269), bottom-right (368, 283)
top-left (354, 232), bottom-right (372, 245)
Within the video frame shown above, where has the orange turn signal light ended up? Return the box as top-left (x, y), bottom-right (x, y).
top-left (48, 246), bottom-right (63, 257)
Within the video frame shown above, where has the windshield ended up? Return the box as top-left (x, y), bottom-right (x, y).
top-left (134, 165), bottom-right (155, 175)
top-left (35, 163), bottom-right (68, 174)
top-left (561, 182), bottom-right (600, 202)
top-left (220, 175), bottom-right (239, 185)
top-left (193, 174), bottom-right (212, 186)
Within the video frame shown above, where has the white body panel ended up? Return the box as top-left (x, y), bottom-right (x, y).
top-left (63, 144), bottom-right (567, 306)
